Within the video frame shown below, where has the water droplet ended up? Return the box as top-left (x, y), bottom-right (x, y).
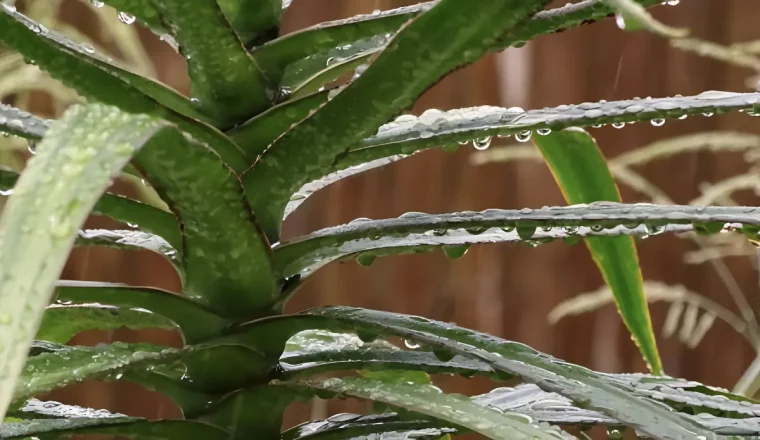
top-left (117, 12), bottom-right (136, 25)
top-left (355, 253), bottom-right (376, 267)
top-left (27, 140), bottom-right (37, 155)
top-left (615, 13), bottom-right (627, 30)
top-left (516, 224), bottom-right (536, 240)
top-left (472, 136), bottom-right (491, 150)
top-left (442, 244), bottom-right (469, 259)
top-left (702, 112), bottom-right (714, 117)
top-left (665, 0), bottom-right (680, 5)
top-left (515, 130), bottom-right (532, 142)
top-left (650, 118), bottom-right (665, 127)
top-left (611, 122), bottom-right (626, 129)
top-left (678, 114), bottom-right (688, 120)
top-left (458, 140), bottom-right (469, 145)
top-left (433, 348), bottom-right (455, 362)
top-left (592, 123), bottom-right (604, 128)
top-left (0, 189), bottom-right (12, 197)
top-left (606, 427), bottom-right (625, 440)
top-left (537, 128), bottom-right (551, 136)
top-left (590, 224), bottom-right (604, 232)
top-left (404, 339), bottom-right (421, 350)
top-left (82, 44), bottom-right (95, 54)
top-left (91, 0), bottom-right (104, 7)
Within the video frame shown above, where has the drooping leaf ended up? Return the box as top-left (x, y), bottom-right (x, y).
top-left (149, 0), bottom-right (272, 126)
top-left (273, 203), bottom-right (753, 279)
top-left (292, 377), bottom-right (573, 439)
top-left (13, 342), bottom-right (180, 402)
top-left (0, 104), bottom-right (174, 420)
top-left (227, 90), bottom-right (330, 159)
top-left (75, 229), bottom-right (183, 279)
top-left (55, 281), bottom-right (231, 344)
top-left (129, 127), bottom-right (279, 319)
top-left (282, 413), bottom-right (449, 440)
top-left (303, 306), bottom-right (716, 438)
top-left (0, 418), bottom-right (231, 440)
top-left (0, 169), bottom-right (181, 249)
top-left (0, 104), bottom-right (50, 139)
top-left (243, 0), bottom-right (552, 241)
top-left (533, 128), bottom-right (660, 374)
top-left (0, 5), bottom-right (249, 171)
top-left (216, 0), bottom-right (282, 47)
top-left (37, 302), bottom-right (177, 344)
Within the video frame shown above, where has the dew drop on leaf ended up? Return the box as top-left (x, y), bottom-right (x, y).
top-left (404, 339), bottom-right (421, 350)
top-left (611, 122), bottom-right (626, 129)
top-left (536, 128), bottom-right (551, 136)
top-left (472, 136), bottom-right (491, 150)
top-left (650, 118), bottom-right (665, 127)
top-left (117, 12), bottom-right (136, 25)
top-left (515, 130), bottom-right (532, 142)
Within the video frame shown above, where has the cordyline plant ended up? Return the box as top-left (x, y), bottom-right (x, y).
top-left (1, 0), bottom-right (760, 439)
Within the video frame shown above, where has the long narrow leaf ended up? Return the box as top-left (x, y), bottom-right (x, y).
top-left (0, 169), bottom-right (181, 249)
top-left (304, 306), bottom-right (715, 438)
top-left (75, 229), bottom-right (183, 278)
top-left (282, 413), bottom-right (449, 440)
top-left (0, 5), bottom-right (249, 171)
top-left (0, 419), bottom-right (231, 440)
top-left (244, 0), bottom-right (551, 240)
top-left (0, 104), bottom-right (50, 139)
top-left (150, 0), bottom-right (272, 126)
top-left (0, 104), bottom-right (171, 420)
top-left (533, 128), bottom-right (661, 374)
top-left (55, 281), bottom-right (231, 344)
top-left (37, 302), bottom-right (176, 344)
top-left (273, 204), bottom-right (753, 278)
top-left (130, 128), bottom-right (279, 319)
top-left (292, 377), bottom-right (573, 440)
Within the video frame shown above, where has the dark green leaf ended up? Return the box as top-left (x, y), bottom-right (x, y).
top-left (273, 204), bottom-right (754, 279)
top-left (0, 104), bottom-right (50, 140)
top-left (0, 5), bottom-right (250, 171)
top-left (292, 377), bottom-right (573, 439)
top-left (289, 50), bottom-right (379, 100)
top-left (304, 306), bottom-right (716, 438)
top-left (130, 128), bottom-right (279, 319)
top-left (227, 90), bottom-right (330, 160)
top-left (0, 104), bottom-right (174, 418)
top-left (97, 0), bottom-right (167, 35)
top-left (75, 229), bottom-right (183, 279)
top-left (55, 281), bottom-right (231, 344)
top-left (37, 302), bottom-right (176, 344)
top-left (0, 418), bottom-right (231, 440)
top-left (243, 0), bottom-right (551, 241)
top-left (0, 169), bottom-right (181, 250)
top-left (533, 128), bottom-right (661, 374)
top-left (216, 0), bottom-right (282, 46)
top-left (13, 342), bottom-right (180, 402)
top-left (149, 0), bottom-right (272, 126)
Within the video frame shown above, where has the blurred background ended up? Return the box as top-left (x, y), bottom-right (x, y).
top-left (3, 0), bottom-right (760, 430)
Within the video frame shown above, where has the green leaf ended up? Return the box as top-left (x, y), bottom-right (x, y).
top-left (129, 127), bottom-right (279, 319)
top-left (282, 413), bottom-right (448, 440)
top-left (532, 128), bottom-right (661, 374)
top-left (149, 0), bottom-right (272, 127)
top-left (13, 398), bottom-right (130, 419)
top-left (13, 342), bottom-right (180, 402)
top-left (0, 419), bottom-right (231, 440)
top-left (273, 204), bottom-right (756, 279)
top-left (55, 281), bottom-right (231, 344)
top-left (216, 0), bottom-right (282, 46)
top-left (0, 5), bottom-right (250, 172)
top-left (227, 90), bottom-right (330, 160)
top-left (304, 306), bottom-right (717, 439)
top-left (37, 302), bottom-right (176, 344)
top-left (289, 49), bottom-right (380, 100)
top-left (0, 104), bottom-right (172, 420)
top-left (96, 0), bottom-right (167, 36)
top-left (243, 0), bottom-right (551, 241)
top-left (0, 104), bottom-right (50, 140)
top-left (292, 377), bottom-right (573, 439)
top-left (75, 229), bottom-right (183, 279)
top-left (0, 169), bottom-right (181, 250)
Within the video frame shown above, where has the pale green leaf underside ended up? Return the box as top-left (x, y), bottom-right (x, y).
top-left (37, 302), bottom-right (177, 344)
top-left (274, 203), bottom-right (754, 277)
top-left (0, 104), bottom-right (50, 140)
top-left (291, 377), bottom-right (573, 439)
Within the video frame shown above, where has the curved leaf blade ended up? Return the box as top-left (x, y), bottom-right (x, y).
top-left (282, 413), bottom-right (448, 440)
top-left (0, 419), bottom-right (230, 440)
top-left (0, 169), bottom-right (181, 249)
top-left (150, 0), bottom-right (272, 126)
top-left (304, 306), bottom-right (717, 438)
top-left (273, 204), bottom-right (754, 278)
top-left (37, 302), bottom-right (177, 344)
top-left (0, 104), bottom-right (50, 140)
top-left (244, 0), bottom-right (552, 240)
top-left (130, 128), bottom-right (279, 319)
top-left (0, 5), bottom-right (249, 171)
top-left (0, 104), bottom-right (169, 420)
top-left (292, 377), bottom-right (572, 440)
top-left (55, 281), bottom-right (231, 344)
top-left (533, 128), bottom-right (661, 374)
top-left (216, 0), bottom-right (282, 46)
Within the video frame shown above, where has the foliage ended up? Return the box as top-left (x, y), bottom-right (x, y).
top-left (0, 0), bottom-right (759, 439)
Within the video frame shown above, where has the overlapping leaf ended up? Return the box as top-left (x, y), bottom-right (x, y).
top-left (244, 0), bottom-right (552, 240)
